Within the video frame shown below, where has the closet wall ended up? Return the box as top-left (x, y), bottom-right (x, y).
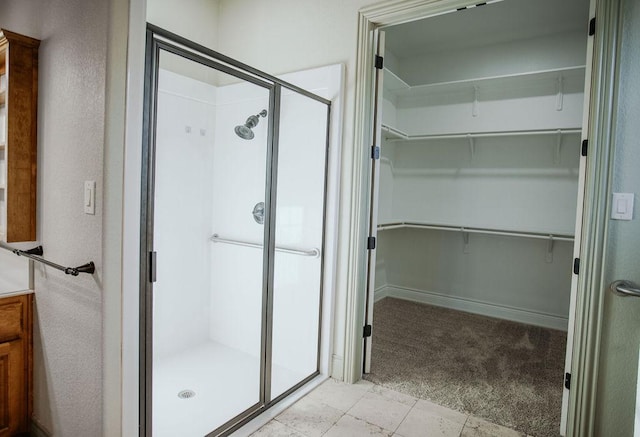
top-left (375, 10), bottom-right (587, 330)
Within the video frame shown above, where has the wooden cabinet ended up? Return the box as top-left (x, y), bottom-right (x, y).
top-left (0, 29), bottom-right (39, 243)
top-left (0, 294), bottom-right (32, 436)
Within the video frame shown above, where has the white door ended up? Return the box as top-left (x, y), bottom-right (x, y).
top-left (561, 0), bottom-right (597, 433)
top-left (363, 29), bottom-right (385, 373)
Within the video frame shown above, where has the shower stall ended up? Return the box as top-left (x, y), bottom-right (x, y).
top-left (141, 26), bottom-right (333, 436)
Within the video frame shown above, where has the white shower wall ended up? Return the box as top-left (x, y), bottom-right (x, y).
top-left (154, 65), bottom-right (335, 382)
top-left (153, 69), bottom-right (217, 360)
top-left (271, 90), bottom-right (328, 397)
top-left (209, 81), bottom-right (270, 358)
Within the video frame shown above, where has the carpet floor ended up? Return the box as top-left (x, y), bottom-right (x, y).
top-left (363, 298), bottom-right (566, 437)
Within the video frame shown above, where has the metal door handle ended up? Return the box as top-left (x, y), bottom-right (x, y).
top-left (610, 280), bottom-right (640, 298)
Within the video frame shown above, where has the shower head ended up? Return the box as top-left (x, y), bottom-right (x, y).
top-left (234, 109), bottom-right (268, 140)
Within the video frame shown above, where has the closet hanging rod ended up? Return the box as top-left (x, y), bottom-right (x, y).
top-left (376, 222), bottom-right (574, 242)
top-left (210, 234), bottom-right (320, 258)
top-left (383, 127), bottom-right (582, 142)
top-left (0, 241), bottom-right (96, 276)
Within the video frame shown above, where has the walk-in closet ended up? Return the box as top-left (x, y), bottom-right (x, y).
top-left (364, 0), bottom-right (591, 436)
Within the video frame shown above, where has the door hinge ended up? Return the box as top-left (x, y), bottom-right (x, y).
top-left (375, 55), bottom-right (384, 70)
top-left (589, 17), bottom-right (596, 36)
top-left (573, 258), bottom-right (580, 275)
top-left (581, 139), bottom-right (588, 156)
top-left (149, 251), bottom-right (157, 283)
top-left (371, 145), bottom-right (380, 160)
top-left (565, 372), bottom-right (572, 390)
top-left (363, 324), bottom-right (372, 338)
top-left (367, 236), bottom-right (376, 250)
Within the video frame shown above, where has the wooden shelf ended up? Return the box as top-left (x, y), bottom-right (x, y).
top-left (0, 89), bottom-right (5, 106)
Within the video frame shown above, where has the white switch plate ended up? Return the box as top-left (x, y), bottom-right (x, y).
top-left (84, 180), bottom-right (96, 215)
top-left (611, 192), bottom-right (634, 220)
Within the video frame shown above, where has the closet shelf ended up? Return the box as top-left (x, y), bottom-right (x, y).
top-left (381, 124), bottom-right (581, 142)
top-left (383, 68), bottom-right (410, 92)
top-left (381, 124), bottom-right (409, 140)
top-left (385, 65), bottom-right (586, 99)
top-left (377, 221), bottom-right (574, 242)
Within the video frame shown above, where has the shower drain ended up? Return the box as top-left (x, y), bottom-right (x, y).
top-left (177, 389), bottom-right (196, 399)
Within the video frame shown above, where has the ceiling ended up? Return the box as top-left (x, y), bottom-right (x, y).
top-left (384, 0), bottom-right (590, 58)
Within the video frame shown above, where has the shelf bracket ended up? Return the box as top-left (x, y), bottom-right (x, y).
top-left (472, 85), bottom-right (479, 117)
top-left (556, 76), bottom-right (564, 111)
top-left (462, 228), bottom-right (470, 253)
top-left (467, 134), bottom-right (475, 159)
top-left (546, 235), bottom-right (554, 263)
top-left (555, 130), bottom-right (563, 164)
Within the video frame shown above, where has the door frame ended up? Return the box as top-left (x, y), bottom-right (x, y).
top-left (345, 0), bottom-right (623, 435)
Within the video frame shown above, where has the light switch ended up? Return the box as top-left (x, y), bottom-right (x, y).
top-left (84, 181), bottom-right (96, 215)
top-left (611, 193), bottom-right (634, 220)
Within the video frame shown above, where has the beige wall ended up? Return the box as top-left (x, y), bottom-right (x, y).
top-left (147, 0), bottom-right (219, 49)
top-left (0, 0), bottom-right (109, 435)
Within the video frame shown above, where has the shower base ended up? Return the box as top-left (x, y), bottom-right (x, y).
top-left (152, 340), bottom-right (306, 436)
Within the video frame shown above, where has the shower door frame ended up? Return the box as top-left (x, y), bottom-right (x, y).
top-left (140, 24), bottom-right (332, 437)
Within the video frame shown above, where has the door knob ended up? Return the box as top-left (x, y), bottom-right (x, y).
top-left (610, 280), bottom-right (640, 298)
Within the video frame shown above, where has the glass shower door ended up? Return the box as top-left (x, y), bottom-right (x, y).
top-left (269, 89), bottom-right (329, 399)
top-left (147, 48), bottom-right (273, 436)
top-left (143, 26), bottom-right (333, 437)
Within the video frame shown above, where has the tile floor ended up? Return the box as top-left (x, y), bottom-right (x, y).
top-left (250, 379), bottom-right (532, 437)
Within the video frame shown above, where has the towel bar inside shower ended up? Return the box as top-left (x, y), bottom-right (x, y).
top-left (210, 234), bottom-right (320, 258)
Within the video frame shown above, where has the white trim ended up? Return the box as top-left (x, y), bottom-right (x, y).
top-left (31, 417), bottom-right (52, 437)
top-left (561, 0), bottom-right (598, 433)
top-left (374, 285), bottom-right (389, 302)
top-left (122, 0), bottom-right (147, 435)
top-left (566, 0), bottom-right (626, 434)
top-left (331, 355), bottom-right (344, 381)
top-left (378, 285), bottom-right (569, 331)
top-left (342, 11), bottom-right (375, 384)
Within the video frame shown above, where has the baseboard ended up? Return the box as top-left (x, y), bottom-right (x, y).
top-left (31, 417), bottom-right (52, 437)
top-left (374, 285), bottom-right (389, 302)
top-left (330, 354), bottom-right (343, 380)
top-left (379, 285), bottom-right (568, 331)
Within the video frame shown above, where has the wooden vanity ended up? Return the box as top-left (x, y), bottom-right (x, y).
top-left (0, 292), bottom-right (32, 435)
top-left (0, 27), bottom-right (38, 436)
